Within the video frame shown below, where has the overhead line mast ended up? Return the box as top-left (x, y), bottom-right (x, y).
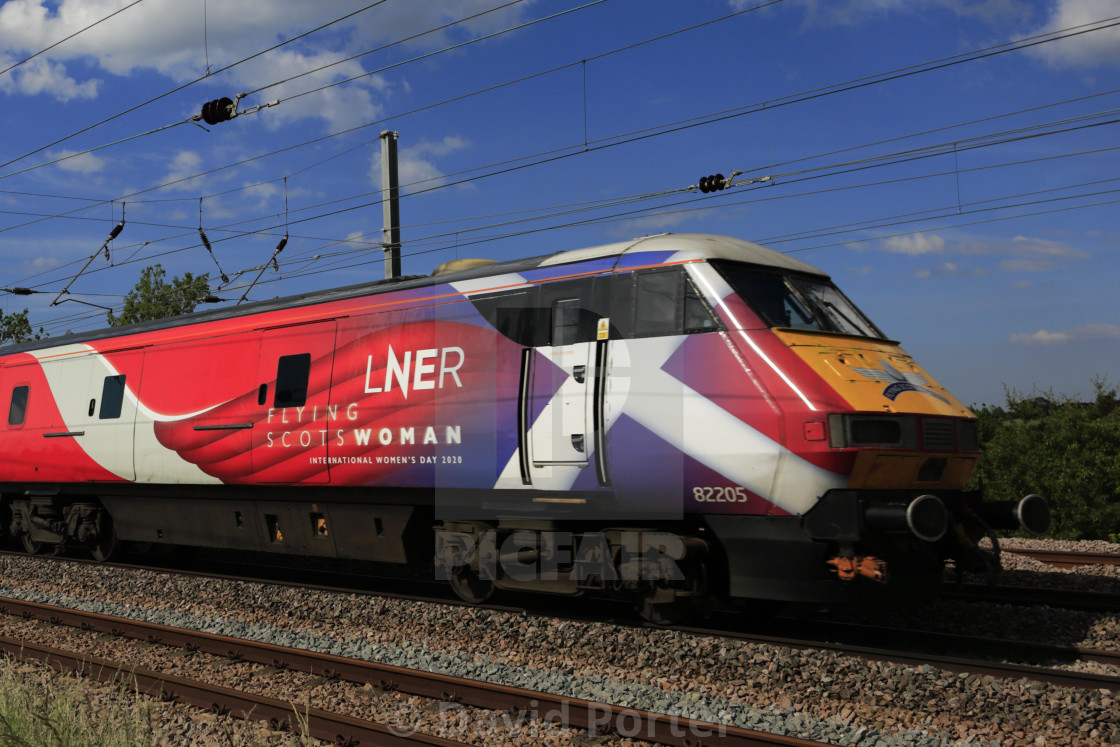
top-left (380, 131), bottom-right (402, 280)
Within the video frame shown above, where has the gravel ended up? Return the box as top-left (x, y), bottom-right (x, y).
top-left (0, 538), bottom-right (1116, 746)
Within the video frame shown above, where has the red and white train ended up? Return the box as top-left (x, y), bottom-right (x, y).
top-left (0, 234), bottom-right (1046, 620)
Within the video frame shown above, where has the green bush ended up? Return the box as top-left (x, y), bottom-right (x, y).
top-left (969, 379), bottom-right (1120, 540)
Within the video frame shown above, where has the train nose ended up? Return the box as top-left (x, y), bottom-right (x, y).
top-left (863, 493), bottom-right (948, 543)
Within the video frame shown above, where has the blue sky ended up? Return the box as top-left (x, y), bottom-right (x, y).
top-left (0, 0), bottom-right (1117, 407)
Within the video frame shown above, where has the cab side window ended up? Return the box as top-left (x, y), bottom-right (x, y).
top-left (634, 271), bottom-right (679, 337)
top-left (8, 385), bottom-right (28, 426)
top-left (99, 375), bottom-right (126, 419)
top-left (274, 354), bottom-right (311, 407)
top-left (615, 267), bottom-right (720, 338)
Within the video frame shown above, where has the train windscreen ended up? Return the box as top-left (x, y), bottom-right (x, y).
top-left (713, 262), bottom-right (885, 339)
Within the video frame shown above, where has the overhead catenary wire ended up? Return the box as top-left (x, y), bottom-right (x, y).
top-left (237, 178), bottom-right (289, 304)
top-left (50, 203), bottom-right (125, 307)
top-left (0, 7), bottom-right (1109, 244)
top-left (9, 99), bottom-right (1119, 298)
top-left (198, 199), bottom-right (230, 285)
top-left (0, 0), bottom-right (148, 80)
top-left (0, 0), bottom-right (396, 172)
top-left (25, 175), bottom-right (1120, 340)
top-left (4, 7), bottom-right (1115, 324)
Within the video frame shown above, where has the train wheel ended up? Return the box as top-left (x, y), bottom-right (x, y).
top-left (448, 566), bottom-right (495, 604)
top-left (634, 560), bottom-right (707, 625)
top-left (91, 526), bottom-right (117, 562)
top-left (20, 533), bottom-right (42, 555)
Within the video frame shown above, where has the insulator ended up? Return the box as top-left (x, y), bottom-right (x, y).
top-left (108, 221), bottom-right (124, 240)
top-left (199, 228), bottom-right (213, 253)
top-left (275, 236), bottom-right (288, 253)
top-left (699, 174), bottom-right (726, 193)
top-left (201, 97), bottom-right (235, 125)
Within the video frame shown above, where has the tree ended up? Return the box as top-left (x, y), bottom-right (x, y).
top-left (969, 379), bottom-right (1120, 540)
top-left (107, 265), bottom-right (211, 326)
top-left (0, 308), bottom-right (44, 346)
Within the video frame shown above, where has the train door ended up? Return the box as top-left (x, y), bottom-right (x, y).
top-left (31, 347), bottom-right (137, 481)
top-left (81, 346), bottom-right (145, 482)
top-left (524, 278), bottom-right (606, 482)
top-left (35, 348), bottom-right (112, 482)
top-left (253, 320), bottom-right (338, 483)
top-left (529, 297), bottom-right (591, 465)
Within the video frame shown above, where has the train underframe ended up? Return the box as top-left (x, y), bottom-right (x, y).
top-left (0, 485), bottom-right (1049, 624)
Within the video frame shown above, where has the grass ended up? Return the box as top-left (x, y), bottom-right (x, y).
top-left (0, 655), bottom-right (318, 746)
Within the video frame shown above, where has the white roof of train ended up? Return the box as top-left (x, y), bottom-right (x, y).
top-left (1, 234), bottom-right (824, 354)
top-left (539, 233), bottom-right (828, 278)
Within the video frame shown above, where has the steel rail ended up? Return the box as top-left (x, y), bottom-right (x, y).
top-left (4, 553), bottom-right (1116, 688)
top-left (945, 583), bottom-right (1120, 613)
top-left (667, 619), bottom-right (1120, 691)
top-left (0, 596), bottom-right (829, 747)
top-left (1004, 548), bottom-right (1120, 568)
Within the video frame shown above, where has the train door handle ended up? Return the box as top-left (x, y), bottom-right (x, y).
top-left (572, 365), bottom-right (586, 383)
top-left (571, 434), bottom-right (585, 452)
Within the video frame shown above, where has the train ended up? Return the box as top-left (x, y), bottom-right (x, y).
top-left (0, 233), bottom-right (1048, 622)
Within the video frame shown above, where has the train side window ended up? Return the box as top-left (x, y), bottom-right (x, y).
top-left (552, 298), bottom-right (581, 346)
top-left (539, 278), bottom-right (599, 346)
top-left (634, 270), bottom-right (680, 337)
top-left (8, 385), bottom-right (28, 426)
top-left (99, 375), bottom-right (126, 419)
top-left (683, 277), bottom-right (719, 332)
top-left (470, 289), bottom-right (543, 347)
top-left (274, 353), bottom-right (311, 407)
top-left (620, 268), bottom-right (718, 338)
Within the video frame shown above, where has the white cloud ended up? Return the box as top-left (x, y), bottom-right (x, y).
top-left (875, 232), bottom-right (1090, 273)
top-left (0, 1), bottom-right (539, 123)
top-left (777, 0), bottom-right (1033, 27)
top-left (0, 55), bottom-right (99, 101)
top-left (159, 150), bottom-right (203, 190)
top-left (615, 211), bottom-right (705, 236)
top-left (370, 135), bottom-right (471, 192)
top-left (1010, 323), bottom-right (1120, 345)
top-left (21, 255), bottom-right (62, 273)
top-left (242, 181), bottom-right (279, 209)
top-left (1021, 0), bottom-right (1120, 68)
top-left (48, 149), bottom-right (106, 174)
top-left (880, 234), bottom-right (946, 255)
top-left (914, 261), bottom-right (986, 278)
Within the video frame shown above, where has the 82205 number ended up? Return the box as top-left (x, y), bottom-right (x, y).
top-left (692, 486), bottom-right (749, 503)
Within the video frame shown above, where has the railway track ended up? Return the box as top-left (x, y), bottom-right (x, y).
top-left (3, 575), bottom-right (1116, 697)
top-left (680, 615), bottom-right (1120, 691)
top-left (0, 595), bottom-right (833, 747)
top-left (945, 583), bottom-right (1120, 613)
top-left (1004, 548), bottom-right (1120, 568)
top-left (0, 635), bottom-right (459, 746)
top-left (5, 549), bottom-right (1118, 683)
